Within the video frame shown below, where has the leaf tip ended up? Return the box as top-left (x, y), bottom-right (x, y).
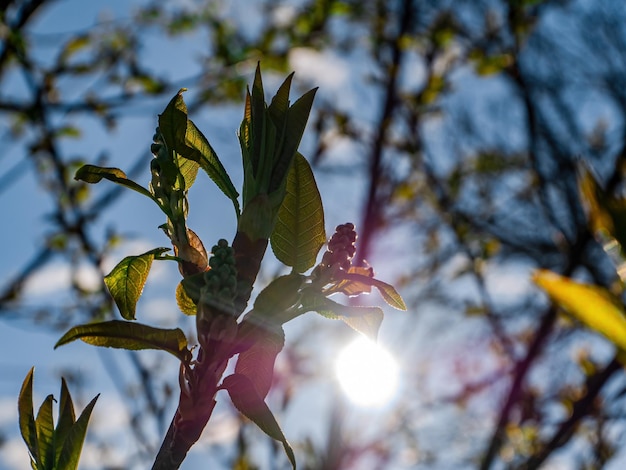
top-left (531, 269), bottom-right (558, 288)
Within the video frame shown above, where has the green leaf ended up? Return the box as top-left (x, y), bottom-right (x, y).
top-left (222, 373), bottom-right (296, 469)
top-left (270, 88), bottom-right (317, 192)
top-left (233, 274), bottom-right (303, 398)
top-left (55, 394), bottom-right (98, 470)
top-left (250, 64), bottom-right (266, 178)
top-left (533, 270), bottom-right (626, 351)
top-left (254, 274), bottom-right (304, 315)
top-left (235, 322), bottom-right (285, 399)
top-left (104, 247), bottom-right (170, 320)
top-left (271, 153), bottom-right (326, 272)
top-left (177, 151), bottom-right (200, 191)
top-left (267, 73), bottom-right (294, 164)
top-left (55, 320), bottom-right (191, 363)
top-left (18, 368), bottom-right (39, 466)
top-left (336, 272), bottom-right (407, 310)
top-left (267, 73), bottom-right (294, 134)
top-left (158, 89), bottom-right (240, 214)
top-left (176, 281), bottom-right (197, 315)
top-left (181, 118), bottom-right (241, 215)
top-left (179, 271), bottom-right (205, 309)
top-left (158, 89), bottom-right (189, 163)
top-left (35, 395), bottom-right (55, 469)
top-left (55, 379), bottom-right (76, 466)
top-left (370, 278), bottom-right (407, 310)
top-left (239, 88), bottom-right (252, 154)
top-left (301, 292), bottom-right (384, 341)
top-left (75, 165), bottom-right (155, 201)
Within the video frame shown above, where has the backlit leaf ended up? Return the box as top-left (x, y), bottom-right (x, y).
top-left (179, 272), bottom-right (205, 308)
top-left (158, 89), bottom-right (188, 162)
top-left (267, 72), bottom-right (294, 135)
top-left (335, 272), bottom-right (407, 310)
top-left (269, 88), bottom-right (318, 193)
top-left (55, 320), bottom-right (191, 362)
top-left (250, 64), bottom-right (266, 177)
top-left (271, 153), bottom-right (326, 273)
top-left (55, 379), bottom-right (75, 465)
top-left (173, 228), bottom-right (208, 276)
top-left (533, 269), bottom-right (626, 351)
top-left (18, 368), bottom-right (39, 465)
top-left (35, 395), bottom-right (55, 469)
top-left (331, 266), bottom-right (374, 296)
top-left (239, 89), bottom-right (252, 153)
top-left (370, 278), bottom-right (407, 310)
top-left (253, 274), bottom-right (304, 315)
top-left (55, 394), bottom-right (99, 470)
top-left (301, 292), bottom-right (384, 341)
top-left (341, 311), bottom-right (384, 341)
top-left (177, 151), bottom-right (200, 191)
top-left (233, 275), bottom-right (304, 398)
top-left (158, 90), bottom-right (240, 214)
top-left (75, 165), bottom-right (155, 201)
top-left (181, 118), bottom-right (240, 215)
top-left (176, 281), bottom-right (197, 315)
top-left (222, 374), bottom-right (296, 469)
top-left (104, 247), bottom-right (170, 320)
top-left (235, 322), bottom-right (285, 399)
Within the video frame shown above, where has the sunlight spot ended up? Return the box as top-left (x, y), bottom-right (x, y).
top-left (335, 337), bottom-right (399, 407)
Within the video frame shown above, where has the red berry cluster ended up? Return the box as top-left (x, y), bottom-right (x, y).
top-left (320, 223), bottom-right (357, 271)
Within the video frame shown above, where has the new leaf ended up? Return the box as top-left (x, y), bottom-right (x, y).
top-left (55, 320), bottom-right (191, 363)
top-left (18, 369), bottom-right (98, 470)
top-left (55, 394), bottom-right (99, 470)
top-left (331, 271), bottom-right (407, 311)
top-left (18, 368), bottom-right (39, 466)
top-left (301, 292), bottom-right (384, 341)
top-left (222, 374), bottom-right (296, 469)
top-left (104, 247), bottom-right (170, 320)
top-left (75, 165), bottom-right (156, 202)
top-left (271, 153), bottom-right (326, 273)
top-left (159, 89), bottom-right (240, 215)
top-left (35, 395), bottom-right (55, 469)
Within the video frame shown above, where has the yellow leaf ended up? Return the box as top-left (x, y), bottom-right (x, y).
top-left (533, 269), bottom-right (626, 351)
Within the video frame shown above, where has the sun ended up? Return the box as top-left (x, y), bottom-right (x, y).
top-left (334, 336), bottom-right (400, 407)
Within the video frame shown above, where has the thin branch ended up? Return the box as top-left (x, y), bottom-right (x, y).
top-left (355, 0), bottom-right (413, 264)
top-left (518, 356), bottom-right (622, 470)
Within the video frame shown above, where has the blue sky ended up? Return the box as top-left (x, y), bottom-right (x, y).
top-left (3, 1), bottom-right (626, 469)
top-left (0, 2), bottom-right (389, 468)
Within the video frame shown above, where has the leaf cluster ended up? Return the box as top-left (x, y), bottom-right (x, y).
top-left (18, 369), bottom-right (98, 470)
top-left (53, 66), bottom-right (405, 469)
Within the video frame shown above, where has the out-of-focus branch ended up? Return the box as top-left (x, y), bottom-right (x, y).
top-left (518, 356), bottom-right (622, 470)
top-left (355, 0), bottom-right (413, 264)
top-left (479, 306), bottom-right (557, 470)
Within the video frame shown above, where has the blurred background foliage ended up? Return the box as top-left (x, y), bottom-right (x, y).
top-left (3, 0), bottom-right (626, 468)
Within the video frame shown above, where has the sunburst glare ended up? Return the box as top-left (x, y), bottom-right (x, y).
top-left (335, 336), bottom-right (400, 407)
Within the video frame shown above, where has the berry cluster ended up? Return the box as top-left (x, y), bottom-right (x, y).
top-left (321, 223), bottom-right (357, 271)
top-left (201, 239), bottom-right (237, 303)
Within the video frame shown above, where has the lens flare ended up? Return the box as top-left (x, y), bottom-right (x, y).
top-left (335, 336), bottom-right (399, 407)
